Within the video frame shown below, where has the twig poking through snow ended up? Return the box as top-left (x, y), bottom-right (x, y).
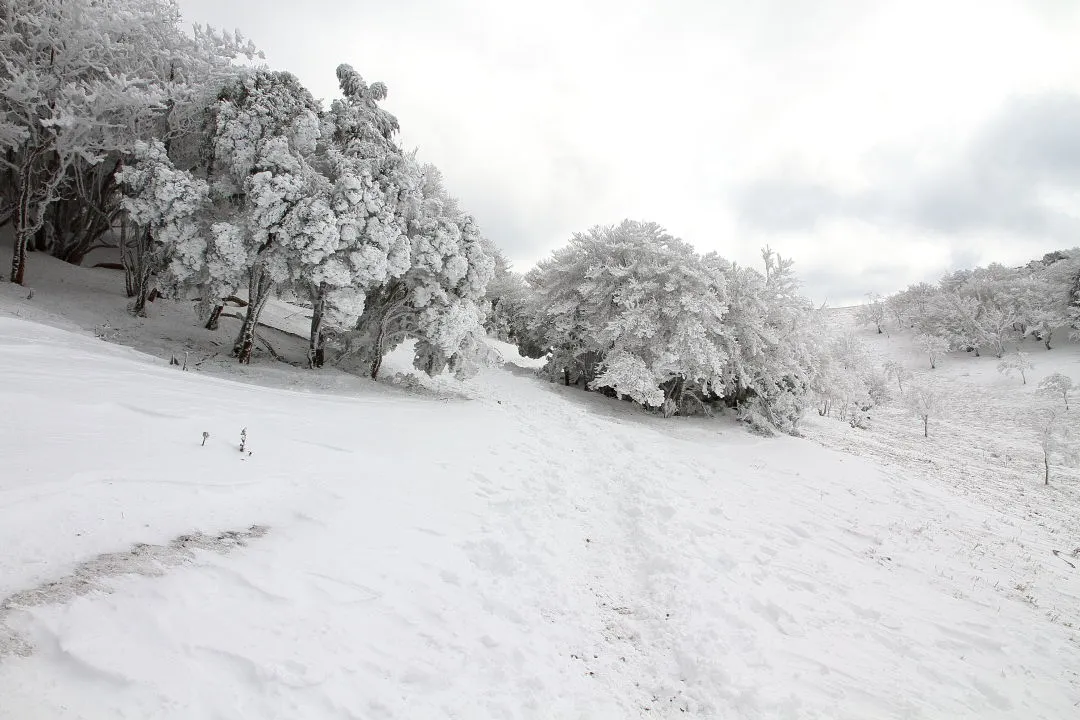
top-left (201, 431), bottom-right (209, 447)
top-left (239, 428), bottom-right (247, 453)
top-left (1052, 549), bottom-right (1076, 569)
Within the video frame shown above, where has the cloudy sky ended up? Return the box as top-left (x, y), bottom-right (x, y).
top-left (176, 0), bottom-right (1080, 305)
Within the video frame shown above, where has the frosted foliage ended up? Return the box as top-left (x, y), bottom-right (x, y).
top-left (592, 351), bottom-right (664, 407)
top-left (905, 383), bottom-right (946, 436)
top-left (813, 333), bottom-right (889, 419)
top-left (118, 142), bottom-right (208, 230)
top-left (290, 112), bottom-right (320, 157)
top-left (204, 222), bottom-right (247, 297)
top-left (525, 229), bottom-right (823, 425)
top-left (115, 140), bottom-right (209, 293)
top-left (533, 221), bottom-right (729, 402)
top-left (1041, 413), bottom-right (1079, 461)
top-left (1038, 373), bottom-right (1074, 409)
top-left (418, 302), bottom-right (485, 356)
top-left (886, 249), bottom-right (1080, 355)
top-left (348, 158), bottom-right (495, 377)
top-left (997, 351), bottom-right (1032, 383)
top-left (325, 285), bottom-right (367, 328)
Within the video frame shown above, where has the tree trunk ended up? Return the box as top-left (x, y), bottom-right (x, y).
top-left (1044, 455), bottom-right (1050, 485)
top-left (1044, 331), bottom-right (1052, 351)
top-left (369, 348), bottom-right (383, 380)
top-left (131, 257), bottom-right (153, 316)
top-left (661, 376), bottom-right (685, 418)
top-left (308, 285), bottom-right (326, 369)
top-left (129, 227), bottom-right (153, 316)
top-left (10, 168), bottom-right (34, 284)
top-left (234, 269), bottom-right (273, 364)
top-left (11, 224), bottom-right (29, 285)
top-left (9, 144), bottom-right (69, 284)
top-left (120, 216), bottom-right (137, 297)
top-left (205, 304), bottom-right (224, 331)
top-left (923, 417), bottom-right (929, 437)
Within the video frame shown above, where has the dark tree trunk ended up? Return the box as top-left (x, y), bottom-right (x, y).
top-left (127, 226), bottom-right (153, 316)
top-left (131, 257), bottom-right (153, 316)
top-left (119, 217), bottom-right (137, 297)
top-left (308, 285), bottom-right (326, 369)
top-left (10, 158), bottom-right (35, 284)
top-left (11, 214), bottom-right (29, 285)
top-left (370, 351), bottom-right (383, 380)
top-left (205, 304), bottom-right (224, 331)
top-left (234, 268), bottom-right (273, 364)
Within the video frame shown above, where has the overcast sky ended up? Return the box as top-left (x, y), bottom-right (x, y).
top-left (176, 0), bottom-right (1080, 305)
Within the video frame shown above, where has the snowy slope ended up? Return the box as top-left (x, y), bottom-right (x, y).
top-left (1, 316), bottom-right (1078, 719)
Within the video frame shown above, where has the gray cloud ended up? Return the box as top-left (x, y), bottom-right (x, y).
top-left (736, 93), bottom-right (1080, 240)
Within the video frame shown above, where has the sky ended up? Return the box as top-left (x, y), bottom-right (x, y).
top-left (175, 0), bottom-right (1080, 305)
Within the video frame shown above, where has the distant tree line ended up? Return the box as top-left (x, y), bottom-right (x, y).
top-left (857, 250), bottom-right (1080, 359)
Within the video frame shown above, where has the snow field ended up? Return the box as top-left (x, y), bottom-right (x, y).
top-left (0, 314), bottom-right (1078, 718)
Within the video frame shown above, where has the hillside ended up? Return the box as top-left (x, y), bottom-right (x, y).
top-left (1, 259), bottom-right (1079, 718)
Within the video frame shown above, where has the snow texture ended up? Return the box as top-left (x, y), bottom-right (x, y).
top-left (1, 277), bottom-right (1079, 717)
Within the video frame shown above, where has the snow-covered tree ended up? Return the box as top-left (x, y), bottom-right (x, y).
top-left (707, 248), bottom-right (820, 432)
top-left (1013, 274), bottom-right (1070, 350)
top-left (884, 293), bottom-right (910, 330)
top-left (1037, 373), bottom-right (1074, 411)
top-left (996, 351), bottom-right (1032, 385)
top-left (914, 333), bottom-right (950, 369)
top-left (525, 220), bottom-right (735, 418)
top-left (193, 70), bottom-right (328, 362)
top-left (0, 0), bottom-right (259, 283)
top-left (295, 64), bottom-right (412, 367)
top-left (346, 163), bottom-right (494, 379)
top-left (481, 240), bottom-right (531, 344)
top-left (905, 382), bottom-right (945, 438)
top-left (115, 140), bottom-right (209, 314)
top-left (1038, 410), bottom-right (1079, 485)
top-left (583, 223), bottom-right (730, 416)
top-left (882, 359), bottom-right (912, 393)
top-left (0, 0), bottom-right (172, 284)
top-left (856, 293), bottom-right (887, 334)
top-left (973, 304), bottom-right (1016, 358)
top-left (812, 334), bottom-right (890, 425)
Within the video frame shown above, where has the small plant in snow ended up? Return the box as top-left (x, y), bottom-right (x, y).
top-left (1037, 373), bottom-right (1074, 410)
top-left (904, 383), bottom-right (945, 438)
top-left (882, 360), bottom-right (912, 393)
top-left (914, 333), bottom-right (950, 369)
top-left (239, 428), bottom-right (247, 453)
top-left (1038, 411), bottom-right (1079, 485)
top-left (997, 351), bottom-right (1033, 385)
top-left (201, 432), bottom-right (210, 447)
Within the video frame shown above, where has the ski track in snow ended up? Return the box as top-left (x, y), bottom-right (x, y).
top-left (0, 316), bottom-right (1079, 718)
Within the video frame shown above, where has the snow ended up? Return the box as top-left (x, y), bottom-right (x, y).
top-left (1, 267), bottom-right (1079, 718)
